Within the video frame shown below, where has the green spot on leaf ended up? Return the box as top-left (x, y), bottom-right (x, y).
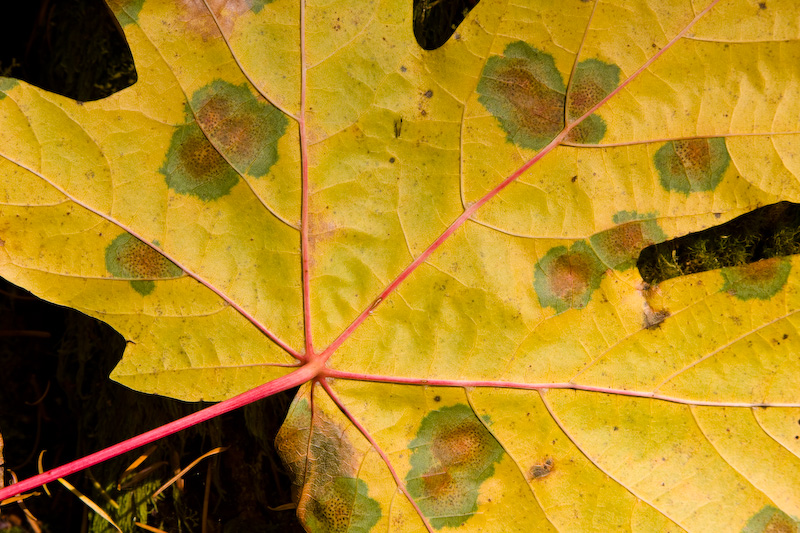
top-left (0, 78), bottom-right (19, 99)
top-left (191, 80), bottom-right (287, 178)
top-left (477, 43), bottom-right (618, 148)
top-left (160, 121), bottom-right (240, 200)
top-left (721, 257), bottom-right (791, 301)
top-left (406, 404), bottom-right (504, 529)
top-left (160, 80), bottom-right (287, 200)
top-left (477, 42), bottom-right (565, 150)
top-left (306, 477), bottom-right (381, 533)
top-left (654, 137), bottom-right (730, 194)
top-left (741, 505), bottom-right (800, 532)
top-left (534, 241), bottom-right (606, 312)
top-left (105, 233), bottom-right (182, 295)
top-left (590, 211), bottom-right (666, 270)
top-left (565, 58), bottom-right (620, 143)
top-left (250, 0), bottom-right (276, 13)
top-left (112, 0), bottom-right (145, 25)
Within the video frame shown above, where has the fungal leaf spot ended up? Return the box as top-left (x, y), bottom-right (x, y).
top-left (477, 42), bottom-right (565, 150)
top-left (528, 457), bottom-right (554, 480)
top-left (275, 396), bottom-right (381, 533)
top-left (406, 404), bottom-right (504, 529)
top-left (160, 120), bottom-right (240, 201)
top-left (590, 211), bottom-right (666, 270)
top-left (247, 0), bottom-right (277, 14)
top-left (654, 137), bottom-right (730, 194)
top-left (105, 233), bottom-right (182, 295)
top-left (274, 396), bottom-right (313, 502)
top-left (534, 241), bottom-right (606, 313)
top-left (306, 477), bottom-right (381, 533)
top-left (722, 257), bottom-right (791, 301)
top-left (192, 80), bottom-right (287, 178)
top-left (565, 58), bottom-right (620, 143)
top-left (477, 43), bottom-right (619, 149)
top-left (741, 505), bottom-right (800, 533)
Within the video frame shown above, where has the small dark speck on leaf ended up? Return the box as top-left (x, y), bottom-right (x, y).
top-left (389, 157), bottom-right (396, 163)
top-left (400, 65), bottom-right (407, 72)
top-left (613, 426), bottom-right (618, 431)
top-left (758, 2), bottom-right (767, 8)
top-left (424, 90), bottom-right (433, 98)
top-left (570, 175), bottom-right (577, 183)
top-left (433, 395), bottom-right (441, 402)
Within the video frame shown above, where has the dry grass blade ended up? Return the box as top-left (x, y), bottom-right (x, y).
top-left (117, 461), bottom-right (167, 491)
top-left (119, 444), bottom-right (157, 482)
top-left (57, 477), bottom-right (121, 532)
top-left (134, 522), bottom-right (170, 533)
top-left (0, 491), bottom-right (40, 506)
top-left (151, 447), bottom-right (228, 500)
top-left (267, 502), bottom-right (297, 511)
top-left (36, 451), bottom-right (51, 497)
top-left (4, 471), bottom-right (42, 532)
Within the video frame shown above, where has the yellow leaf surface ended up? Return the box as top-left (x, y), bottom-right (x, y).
top-left (2, 0), bottom-right (800, 531)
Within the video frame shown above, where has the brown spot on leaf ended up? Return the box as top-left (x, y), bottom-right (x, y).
top-left (477, 42), bottom-right (566, 150)
top-left (529, 457), bottom-right (554, 480)
top-left (673, 139), bottom-right (711, 176)
top-left (197, 95), bottom-right (259, 163)
top-left (433, 420), bottom-right (490, 470)
top-left (549, 253), bottom-right (595, 302)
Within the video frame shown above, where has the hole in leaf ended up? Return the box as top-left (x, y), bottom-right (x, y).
top-left (637, 202), bottom-right (800, 285)
top-left (413, 0), bottom-right (480, 50)
top-left (0, 0), bottom-right (136, 101)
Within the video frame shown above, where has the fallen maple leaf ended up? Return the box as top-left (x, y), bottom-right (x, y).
top-left (2, 0), bottom-right (800, 531)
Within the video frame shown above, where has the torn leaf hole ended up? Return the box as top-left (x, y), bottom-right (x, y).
top-left (637, 202), bottom-right (800, 285)
top-left (413, 0), bottom-right (480, 50)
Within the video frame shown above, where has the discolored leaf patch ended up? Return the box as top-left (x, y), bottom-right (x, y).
top-left (565, 58), bottom-right (620, 143)
top-left (722, 257), bottom-right (791, 301)
top-left (192, 80), bottom-right (287, 177)
top-left (105, 233), bottom-right (182, 295)
top-left (275, 393), bottom-right (381, 533)
top-left (406, 404), bottom-right (503, 529)
top-left (160, 120), bottom-right (241, 201)
top-left (160, 80), bottom-right (287, 201)
top-left (590, 211), bottom-right (666, 270)
top-left (534, 241), bottom-right (606, 313)
top-left (741, 505), bottom-right (800, 533)
top-left (477, 41), bottom-right (618, 149)
top-left (653, 137), bottom-right (730, 194)
top-left (0, 78), bottom-right (18, 98)
top-left (477, 42), bottom-right (565, 150)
